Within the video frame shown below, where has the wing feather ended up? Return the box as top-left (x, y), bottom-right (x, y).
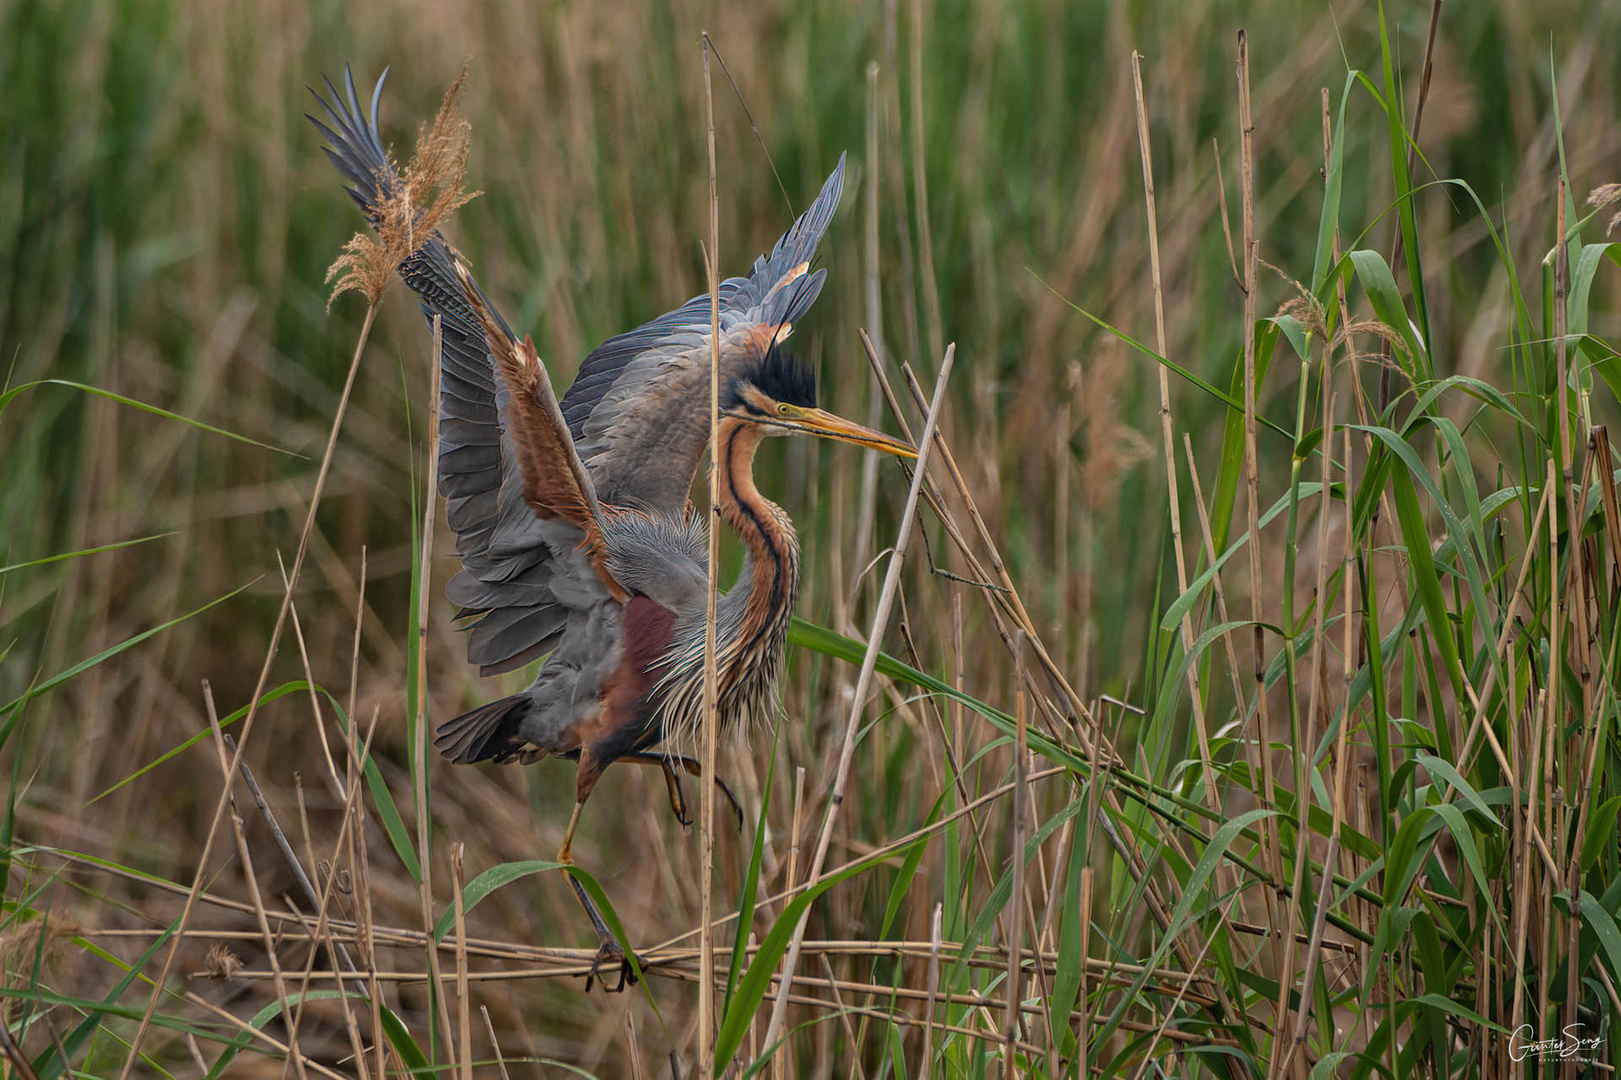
top-left (312, 67), bottom-right (593, 674)
top-left (558, 156), bottom-right (847, 513)
top-left (452, 262), bottom-right (628, 602)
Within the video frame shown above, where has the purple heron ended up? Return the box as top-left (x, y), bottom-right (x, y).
top-left (311, 69), bottom-right (914, 990)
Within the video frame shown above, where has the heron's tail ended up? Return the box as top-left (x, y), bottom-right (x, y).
top-left (434, 694), bottom-right (534, 764)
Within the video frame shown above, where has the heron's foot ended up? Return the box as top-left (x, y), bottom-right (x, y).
top-left (583, 937), bottom-right (639, 994)
top-left (623, 753), bottom-right (746, 832)
top-left (670, 770), bottom-right (744, 831)
top-left (714, 774), bottom-right (745, 832)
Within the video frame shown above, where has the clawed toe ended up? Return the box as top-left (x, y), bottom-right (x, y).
top-left (583, 939), bottom-right (639, 993)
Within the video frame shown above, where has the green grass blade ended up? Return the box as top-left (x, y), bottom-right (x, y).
top-left (0, 379), bottom-right (301, 456)
top-left (727, 725), bottom-right (780, 1010)
top-left (32, 917), bottom-right (179, 1080)
top-left (1, 580), bottom-right (254, 721)
top-left (0, 533), bottom-right (178, 577)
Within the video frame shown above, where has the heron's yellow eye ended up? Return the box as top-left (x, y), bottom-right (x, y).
top-left (778, 402), bottom-right (792, 416)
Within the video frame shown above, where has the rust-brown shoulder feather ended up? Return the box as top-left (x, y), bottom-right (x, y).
top-left (452, 261), bottom-right (629, 602)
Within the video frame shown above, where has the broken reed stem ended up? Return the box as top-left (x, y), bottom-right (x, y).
top-left (221, 729), bottom-right (365, 988)
top-left (761, 342), bottom-right (956, 1056)
top-left (117, 300), bottom-right (379, 1080)
top-left (699, 30), bottom-right (723, 1076)
top-left (922, 903), bottom-right (943, 1076)
top-left (1131, 49), bottom-right (1215, 812)
top-left (416, 312), bottom-right (457, 1060)
top-left (453, 843), bottom-right (472, 1080)
top-left (484, 1006), bottom-right (514, 1080)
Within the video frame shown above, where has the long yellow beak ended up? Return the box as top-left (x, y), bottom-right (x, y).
top-left (774, 405), bottom-right (918, 458)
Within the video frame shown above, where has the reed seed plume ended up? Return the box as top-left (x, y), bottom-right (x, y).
top-left (1590, 181), bottom-right (1621, 236)
top-left (190, 944), bottom-right (244, 981)
top-left (326, 63), bottom-right (480, 308)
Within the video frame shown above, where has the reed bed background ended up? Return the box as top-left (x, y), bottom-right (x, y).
top-left (3, 0), bottom-right (1621, 1076)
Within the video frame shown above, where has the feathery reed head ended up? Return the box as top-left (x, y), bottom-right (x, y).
top-left (327, 64), bottom-right (480, 308)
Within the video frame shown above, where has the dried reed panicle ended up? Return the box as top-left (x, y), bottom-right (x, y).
top-left (1334, 319), bottom-right (1408, 359)
top-left (327, 64), bottom-right (480, 308)
top-left (189, 944), bottom-right (244, 981)
top-left (1, 917), bottom-right (81, 987)
top-left (1589, 182), bottom-right (1621, 237)
top-left (1268, 262), bottom-right (1407, 359)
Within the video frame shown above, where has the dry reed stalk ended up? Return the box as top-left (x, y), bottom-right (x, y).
top-left (786, 765), bottom-right (806, 901)
top-left (818, 954), bottom-right (866, 1080)
top-left (1130, 50), bottom-right (1214, 807)
top-left (116, 301), bottom-right (379, 1080)
top-left (201, 682), bottom-right (311, 1080)
top-left (413, 312), bottom-right (457, 1058)
top-left (346, 547), bottom-right (387, 1080)
top-left (1129, 889), bottom-right (1245, 1080)
top-left (176, 985), bottom-right (353, 1080)
top-left (885, 360), bottom-right (1211, 983)
top-left (285, 667), bottom-right (388, 1071)
top-left (1278, 422), bottom-right (1352, 1077)
top-left (762, 344), bottom-right (955, 1055)
top-left (908, 0), bottom-right (943, 368)
top-left (1272, 93), bottom-right (1352, 1074)
top-left (131, 761), bottom-right (1063, 978)
top-left (483, 1005), bottom-right (514, 1080)
top-left (889, 359), bottom-right (1112, 763)
top-left (1539, 495), bottom-right (1560, 1052)
top-left (1003, 632), bottom-right (1028, 1077)
top-left (452, 843), bottom-right (472, 1080)
top-left (921, 903), bottom-right (942, 1076)
top-left (894, 622), bottom-right (1019, 954)
top-left (1077, 864), bottom-right (1093, 1070)
top-left (283, 582), bottom-right (344, 801)
top-left (198, 939), bottom-right (1210, 995)
top-left (699, 31), bottom-right (723, 1075)
top-left (1234, 34), bottom-right (1291, 1025)
top-left (216, 723), bottom-right (373, 1065)
top-left (1180, 439), bottom-right (1248, 710)
top-left (847, 60), bottom-right (887, 619)
top-left (1510, 461), bottom-right (1558, 1045)
top-left (289, 776), bottom-right (354, 1059)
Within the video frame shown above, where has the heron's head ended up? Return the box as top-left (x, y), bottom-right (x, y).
top-left (721, 348), bottom-right (916, 458)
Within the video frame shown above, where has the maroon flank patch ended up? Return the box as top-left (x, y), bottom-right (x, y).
top-left (619, 597), bottom-right (678, 697)
top-left (575, 596), bottom-right (680, 768)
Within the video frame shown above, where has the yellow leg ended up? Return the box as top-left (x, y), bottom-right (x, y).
top-left (554, 797), bottom-right (637, 992)
top-left (557, 800), bottom-right (585, 866)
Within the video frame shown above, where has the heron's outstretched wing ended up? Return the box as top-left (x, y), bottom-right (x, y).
top-left (310, 67), bottom-right (572, 675)
top-left (453, 264), bottom-right (626, 596)
top-left (558, 155), bottom-right (847, 513)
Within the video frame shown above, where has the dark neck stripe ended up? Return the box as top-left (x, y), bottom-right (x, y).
top-left (720, 423), bottom-right (798, 681)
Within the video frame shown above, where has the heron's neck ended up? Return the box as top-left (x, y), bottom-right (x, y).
top-left (716, 418), bottom-right (801, 653)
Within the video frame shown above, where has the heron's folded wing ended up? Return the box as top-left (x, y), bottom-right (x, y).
top-left (310, 67), bottom-right (587, 675)
top-left (558, 155), bottom-right (848, 514)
